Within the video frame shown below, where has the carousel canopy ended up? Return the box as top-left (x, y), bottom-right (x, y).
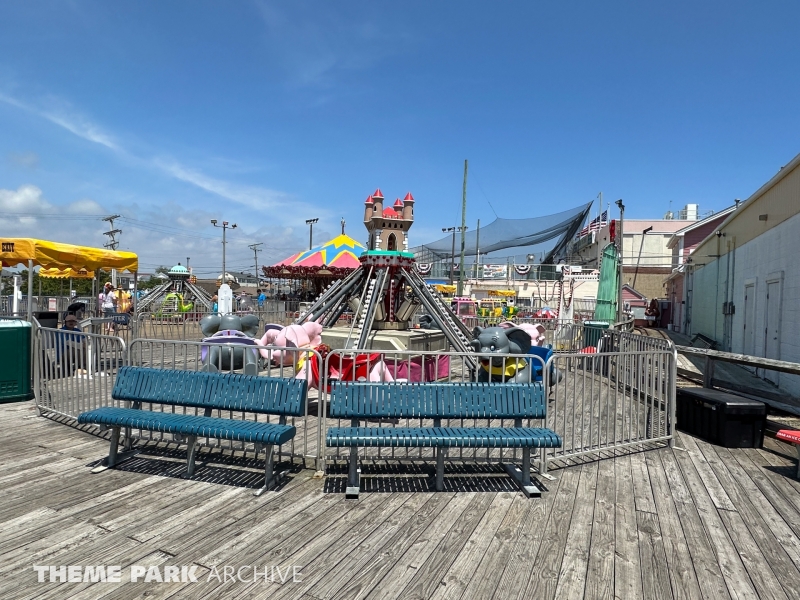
top-left (0, 237), bottom-right (138, 272)
top-left (273, 234), bottom-right (365, 269)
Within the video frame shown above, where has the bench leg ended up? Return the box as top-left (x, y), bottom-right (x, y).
top-left (254, 445), bottom-right (275, 497)
top-left (436, 448), bottom-right (445, 492)
top-left (346, 447), bottom-right (360, 500)
top-left (91, 426), bottom-right (139, 473)
top-left (503, 448), bottom-right (542, 498)
top-left (186, 436), bottom-right (198, 477)
top-left (107, 427), bottom-right (120, 467)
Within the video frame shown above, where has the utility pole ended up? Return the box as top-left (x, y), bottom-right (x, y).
top-left (249, 243), bottom-right (263, 287)
top-left (102, 215), bottom-right (122, 287)
top-left (458, 159), bottom-right (468, 296)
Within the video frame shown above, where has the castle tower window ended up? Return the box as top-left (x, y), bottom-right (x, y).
top-left (387, 233), bottom-right (397, 251)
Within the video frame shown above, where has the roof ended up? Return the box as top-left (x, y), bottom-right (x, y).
top-left (691, 151), bottom-right (800, 261)
top-left (382, 207), bottom-right (401, 219)
top-left (665, 205), bottom-right (738, 249)
top-left (168, 264), bottom-right (190, 275)
top-left (273, 234), bottom-right (366, 269)
top-left (622, 220), bottom-right (696, 235)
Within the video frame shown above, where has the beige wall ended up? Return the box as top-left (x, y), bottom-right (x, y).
top-left (621, 267), bottom-right (671, 301)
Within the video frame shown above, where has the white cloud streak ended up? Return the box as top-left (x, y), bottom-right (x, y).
top-left (0, 90), bottom-right (295, 213)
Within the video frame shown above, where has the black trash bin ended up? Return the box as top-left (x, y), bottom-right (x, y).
top-left (34, 311), bottom-right (59, 329)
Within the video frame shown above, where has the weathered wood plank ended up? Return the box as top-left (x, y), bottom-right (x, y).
top-left (678, 435), bottom-right (735, 511)
top-left (646, 450), bottom-right (702, 600)
top-left (658, 448), bottom-right (731, 600)
top-left (614, 454), bottom-right (644, 600)
top-left (672, 438), bottom-right (759, 600)
top-left (391, 493), bottom-right (495, 600)
top-left (321, 492), bottom-right (458, 600)
top-left (553, 462), bottom-right (598, 600)
top-left (360, 493), bottom-right (477, 600)
top-left (585, 457), bottom-right (615, 600)
top-left (695, 440), bottom-right (800, 598)
top-left (304, 493), bottom-right (438, 600)
top-left (629, 451), bottom-right (657, 514)
top-left (524, 466), bottom-right (581, 600)
top-left (427, 492), bottom-right (514, 600)
top-left (636, 509), bottom-right (672, 600)
top-left (714, 446), bottom-right (800, 569)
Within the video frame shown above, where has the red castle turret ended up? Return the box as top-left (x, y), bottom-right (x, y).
top-left (363, 188), bottom-right (415, 252)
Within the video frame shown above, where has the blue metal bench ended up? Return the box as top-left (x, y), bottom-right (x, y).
top-left (77, 366), bottom-right (308, 495)
top-left (326, 382), bottom-right (561, 499)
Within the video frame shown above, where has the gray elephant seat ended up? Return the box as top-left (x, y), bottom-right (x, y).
top-left (199, 314), bottom-right (261, 375)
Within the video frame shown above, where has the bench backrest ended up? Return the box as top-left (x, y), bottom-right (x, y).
top-left (328, 382), bottom-right (546, 420)
top-left (113, 366), bottom-right (307, 417)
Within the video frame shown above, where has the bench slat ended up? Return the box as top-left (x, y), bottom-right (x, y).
top-left (78, 407), bottom-right (295, 445)
top-left (326, 426), bottom-right (562, 448)
top-left (111, 367), bottom-right (307, 416)
top-left (329, 382), bottom-right (546, 420)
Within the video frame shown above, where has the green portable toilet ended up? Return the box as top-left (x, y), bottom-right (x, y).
top-left (584, 321), bottom-right (610, 349)
top-left (0, 319), bottom-right (34, 402)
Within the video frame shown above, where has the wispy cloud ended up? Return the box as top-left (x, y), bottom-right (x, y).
top-left (154, 159), bottom-right (289, 211)
top-left (0, 92), bottom-right (121, 151)
top-left (0, 90), bottom-right (298, 213)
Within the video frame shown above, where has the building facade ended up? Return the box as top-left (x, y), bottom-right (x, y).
top-left (686, 152), bottom-right (800, 396)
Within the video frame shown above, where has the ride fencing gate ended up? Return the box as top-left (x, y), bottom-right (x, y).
top-left (32, 322), bottom-right (677, 477)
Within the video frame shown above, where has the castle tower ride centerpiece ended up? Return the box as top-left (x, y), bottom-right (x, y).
top-left (294, 189), bottom-right (475, 361)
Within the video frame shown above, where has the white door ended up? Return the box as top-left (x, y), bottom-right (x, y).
top-left (764, 279), bottom-right (782, 385)
top-left (743, 283), bottom-right (755, 357)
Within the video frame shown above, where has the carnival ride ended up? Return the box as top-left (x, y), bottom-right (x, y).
top-left (136, 263), bottom-right (213, 317)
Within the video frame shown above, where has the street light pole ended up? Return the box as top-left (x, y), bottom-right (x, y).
top-left (305, 218), bottom-right (319, 250)
top-left (615, 199), bottom-right (625, 324)
top-left (211, 219), bottom-right (237, 283)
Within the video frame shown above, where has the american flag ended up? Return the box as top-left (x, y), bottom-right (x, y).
top-left (578, 210), bottom-right (608, 238)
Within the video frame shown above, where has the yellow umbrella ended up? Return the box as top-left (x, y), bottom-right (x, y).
top-left (0, 238), bottom-right (137, 271)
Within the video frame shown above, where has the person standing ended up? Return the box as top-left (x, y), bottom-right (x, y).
top-left (100, 282), bottom-right (117, 332)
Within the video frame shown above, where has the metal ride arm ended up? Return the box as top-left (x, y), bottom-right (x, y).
top-left (356, 268), bottom-right (389, 348)
top-left (296, 268), bottom-right (365, 325)
top-left (133, 281), bottom-right (173, 312)
top-left (311, 270), bottom-right (367, 328)
top-left (403, 269), bottom-right (476, 369)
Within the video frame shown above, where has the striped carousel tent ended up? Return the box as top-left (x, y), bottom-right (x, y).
top-left (273, 234), bottom-right (365, 269)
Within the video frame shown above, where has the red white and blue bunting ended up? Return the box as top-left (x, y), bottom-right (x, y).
top-left (415, 263), bottom-right (432, 274)
top-left (514, 264), bottom-right (532, 275)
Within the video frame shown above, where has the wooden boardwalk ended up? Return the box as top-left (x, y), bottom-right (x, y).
top-left (2, 399), bottom-right (800, 600)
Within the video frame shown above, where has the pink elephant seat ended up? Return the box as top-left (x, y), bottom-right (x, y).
top-left (384, 355), bottom-right (450, 382)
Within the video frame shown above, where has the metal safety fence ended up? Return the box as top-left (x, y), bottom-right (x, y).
top-left (32, 326), bottom-right (676, 479)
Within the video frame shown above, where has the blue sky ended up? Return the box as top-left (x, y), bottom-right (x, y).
top-left (1, 1), bottom-right (799, 276)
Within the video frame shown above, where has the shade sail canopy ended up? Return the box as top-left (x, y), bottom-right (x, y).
top-left (0, 238), bottom-right (138, 272)
top-left (39, 267), bottom-right (96, 279)
top-left (413, 202), bottom-right (592, 263)
top-left (273, 234), bottom-right (365, 269)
